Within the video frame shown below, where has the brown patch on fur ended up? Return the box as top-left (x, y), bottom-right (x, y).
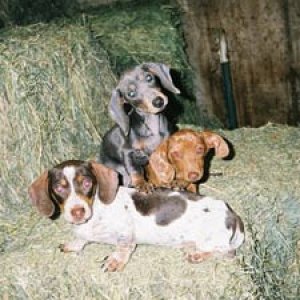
top-left (132, 190), bottom-right (187, 226)
top-left (146, 138), bottom-right (175, 187)
top-left (225, 203), bottom-right (245, 241)
top-left (28, 170), bottom-right (55, 217)
top-left (89, 161), bottom-right (119, 204)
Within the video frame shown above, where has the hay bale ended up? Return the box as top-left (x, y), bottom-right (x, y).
top-left (1, 4), bottom-right (299, 299)
top-left (2, 121), bottom-right (299, 299)
top-left (0, 21), bottom-right (116, 216)
top-left (87, 0), bottom-right (222, 127)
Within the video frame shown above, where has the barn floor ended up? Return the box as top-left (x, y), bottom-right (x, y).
top-left (1, 124), bottom-right (300, 299)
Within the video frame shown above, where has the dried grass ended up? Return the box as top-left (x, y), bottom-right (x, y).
top-left (1, 2), bottom-right (300, 299)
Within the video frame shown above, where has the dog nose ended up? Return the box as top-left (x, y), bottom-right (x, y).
top-left (188, 172), bottom-right (200, 181)
top-left (152, 97), bottom-right (165, 108)
top-left (71, 205), bottom-right (85, 220)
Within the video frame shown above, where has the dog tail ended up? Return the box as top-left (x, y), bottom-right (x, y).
top-left (226, 203), bottom-right (245, 250)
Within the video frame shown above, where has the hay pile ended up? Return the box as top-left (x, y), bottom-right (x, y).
top-left (1, 1), bottom-right (300, 299)
top-left (2, 122), bottom-right (299, 299)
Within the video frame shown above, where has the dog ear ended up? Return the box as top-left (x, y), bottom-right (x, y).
top-left (200, 131), bottom-right (229, 158)
top-left (28, 170), bottom-right (55, 217)
top-left (109, 89), bottom-right (130, 136)
top-left (89, 161), bottom-right (119, 204)
top-left (143, 62), bottom-right (180, 94)
top-left (146, 138), bottom-right (175, 186)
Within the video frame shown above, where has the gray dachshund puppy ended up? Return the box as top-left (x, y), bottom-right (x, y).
top-left (100, 63), bottom-right (180, 191)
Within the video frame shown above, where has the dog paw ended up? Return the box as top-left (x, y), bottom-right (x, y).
top-left (131, 150), bottom-right (149, 166)
top-left (101, 255), bottom-right (126, 272)
top-left (59, 243), bottom-right (71, 253)
top-left (136, 182), bottom-right (154, 194)
top-left (59, 240), bottom-right (87, 253)
top-left (186, 251), bottom-right (213, 264)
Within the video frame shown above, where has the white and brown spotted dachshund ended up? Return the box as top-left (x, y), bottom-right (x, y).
top-left (29, 160), bottom-right (245, 272)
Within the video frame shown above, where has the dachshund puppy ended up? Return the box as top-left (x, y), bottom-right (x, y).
top-left (146, 129), bottom-right (230, 193)
top-left (100, 62), bottom-right (180, 191)
top-left (28, 160), bottom-right (244, 272)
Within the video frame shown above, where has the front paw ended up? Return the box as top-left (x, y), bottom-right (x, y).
top-left (170, 180), bottom-right (187, 191)
top-left (136, 181), bottom-right (154, 194)
top-left (101, 255), bottom-right (126, 272)
top-left (59, 239), bottom-right (87, 253)
top-left (131, 150), bottom-right (149, 166)
top-left (186, 251), bottom-right (213, 264)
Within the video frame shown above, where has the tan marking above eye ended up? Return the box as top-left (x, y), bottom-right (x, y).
top-left (76, 175), bottom-right (85, 183)
top-left (76, 175), bottom-right (93, 189)
top-left (60, 178), bottom-right (68, 187)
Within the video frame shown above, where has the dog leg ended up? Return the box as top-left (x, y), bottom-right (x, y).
top-left (186, 183), bottom-right (198, 194)
top-left (101, 243), bottom-right (136, 272)
top-left (181, 241), bottom-right (213, 263)
top-left (59, 239), bottom-right (89, 253)
top-left (131, 173), bottom-right (153, 193)
top-left (186, 251), bottom-right (214, 263)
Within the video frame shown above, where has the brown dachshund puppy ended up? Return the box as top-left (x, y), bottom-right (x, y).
top-left (146, 129), bottom-right (229, 193)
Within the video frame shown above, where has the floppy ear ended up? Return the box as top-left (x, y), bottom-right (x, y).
top-left (200, 131), bottom-right (229, 158)
top-left (109, 89), bottom-right (130, 136)
top-left (89, 161), bottom-right (119, 204)
top-left (146, 138), bottom-right (175, 186)
top-left (143, 62), bottom-right (180, 94)
top-left (28, 170), bottom-right (55, 217)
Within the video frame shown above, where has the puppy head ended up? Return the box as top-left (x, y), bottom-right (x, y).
top-left (167, 129), bottom-right (229, 183)
top-left (28, 160), bottom-right (119, 224)
top-left (109, 63), bottom-right (180, 135)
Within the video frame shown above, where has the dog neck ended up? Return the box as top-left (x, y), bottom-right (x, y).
top-left (130, 110), bottom-right (165, 137)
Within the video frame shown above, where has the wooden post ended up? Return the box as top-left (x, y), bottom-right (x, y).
top-left (219, 29), bottom-right (238, 129)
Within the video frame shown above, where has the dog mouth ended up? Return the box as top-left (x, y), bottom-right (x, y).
top-left (186, 172), bottom-right (202, 182)
top-left (71, 214), bottom-right (91, 225)
top-left (178, 171), bottom-right (203, 183)
top-left (72, 220), bottom-right (88, 225)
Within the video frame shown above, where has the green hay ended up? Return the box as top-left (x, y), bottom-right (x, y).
top-left (87, 1), bottom-right (186, 73)
top-left (2, 121), bottom-right (300, 299)
top-left (0, 4), bottom-right (300, 299)
top-left (0, 0), bottom-right (77, 27)
top-left (87, 0), bottom-right (213, 127)
top-left (0, 21), bottom-right (116, 218)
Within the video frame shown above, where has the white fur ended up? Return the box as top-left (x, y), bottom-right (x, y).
top-left (68, 187), bottom-right (244, 253)
top-left (62, 166), bottom-right (92, 224)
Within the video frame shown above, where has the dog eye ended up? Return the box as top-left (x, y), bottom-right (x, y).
top-left (54, 184), bottom-right (65, 194)
top-left (145, 73), bottom-right (153, 83)
top-left (196, 146), bottom-right (204, 154)
top-left (170, 150), bottom-right (182, 159)
top-left (127, 90), bottom-right (137, 98)
top-left (82, 178), bottom-right (92, 190)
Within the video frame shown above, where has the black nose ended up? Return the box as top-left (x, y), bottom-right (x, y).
top-left (152, 97), bottom-right (165, 108)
